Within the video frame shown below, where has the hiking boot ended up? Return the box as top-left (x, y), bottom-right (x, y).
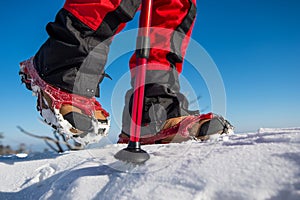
top-left (118, 113), bottom-right (233, 144)
top-left (20, 57), bottom-right (110, 145)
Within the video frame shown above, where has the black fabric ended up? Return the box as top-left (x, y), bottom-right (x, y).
top-left (64, 112), bottom-right (93, 132)
top-left (34, 0), bottom-right (141, 98)
top-left (130, 67), bottom-right (180, 94)
top-left (95, 0), bottom-right (141, 39)
top-left (34, 9), bottom-right (108, 97)
top-left (166, 0), bottom-right (197, 65)
top-left (121, 69), bottom-right (199, 136)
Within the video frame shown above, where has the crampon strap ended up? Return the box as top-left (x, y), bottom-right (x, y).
top-left (118, 113), bottom-right (214, 144)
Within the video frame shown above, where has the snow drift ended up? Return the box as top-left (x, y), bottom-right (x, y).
top-left (0, 128), bottom-right (299, 200)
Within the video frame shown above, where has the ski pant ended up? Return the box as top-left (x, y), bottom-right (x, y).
top-left (33, 0), bottom-right (197, 135)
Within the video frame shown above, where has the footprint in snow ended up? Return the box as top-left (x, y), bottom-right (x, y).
top-left (21, 164), bottom-right (57, 187)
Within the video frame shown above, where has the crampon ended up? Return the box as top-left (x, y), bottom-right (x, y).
top-left (19, 57), bottom-right (110, 146)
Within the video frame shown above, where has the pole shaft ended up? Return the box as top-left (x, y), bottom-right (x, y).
top-left (130, 0), bottom-right (153, 142)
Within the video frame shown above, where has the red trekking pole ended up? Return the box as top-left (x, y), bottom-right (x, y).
top-left (114, 0), bottom-right (152, 163)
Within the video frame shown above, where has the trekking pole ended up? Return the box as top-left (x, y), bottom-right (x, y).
top-left (114, 0), bottom-right (152, 164)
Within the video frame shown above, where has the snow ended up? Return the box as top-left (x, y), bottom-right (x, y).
top-left (0, 128), bottom-right (300, 200)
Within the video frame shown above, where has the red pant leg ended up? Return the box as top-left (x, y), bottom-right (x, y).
top-left (64, 0), bottom-right (119, 30)
top-left (129, 0), bottom-right (197, 74)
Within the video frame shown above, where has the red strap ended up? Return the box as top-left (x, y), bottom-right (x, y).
top-left (118, 113), bottom-right (213, 144)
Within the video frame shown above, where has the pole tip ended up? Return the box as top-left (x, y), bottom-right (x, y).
top-left (114, 141), bottom-right (150, 164)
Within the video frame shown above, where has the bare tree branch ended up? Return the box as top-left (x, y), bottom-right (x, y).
top-left (44, 140), bottom-right (60, 153)
top-left (17, 126), bottom-right (82, 153)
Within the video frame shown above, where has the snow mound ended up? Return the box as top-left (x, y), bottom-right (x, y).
top-left (0, 128), bottom-right (299, 200)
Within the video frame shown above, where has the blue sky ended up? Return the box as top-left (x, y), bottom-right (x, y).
top-left (0, 0), bottom-right (299, 151)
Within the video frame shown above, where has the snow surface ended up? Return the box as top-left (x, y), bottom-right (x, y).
top-left (0, 128), bottom-right (300, 200)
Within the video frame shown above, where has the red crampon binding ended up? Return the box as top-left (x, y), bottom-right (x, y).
top-left (20, 57), bottom-right (110, 145)
top-left (118, 113), bottom-right (216, 144)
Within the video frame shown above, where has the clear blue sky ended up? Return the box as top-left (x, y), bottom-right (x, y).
top-left (0, 0), bottom-right (299, 151)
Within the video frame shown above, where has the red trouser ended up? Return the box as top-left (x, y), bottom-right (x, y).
top-left (35, 0), bottom-right (196, 98)
top-left (63, 0), bottom-right (197, 73)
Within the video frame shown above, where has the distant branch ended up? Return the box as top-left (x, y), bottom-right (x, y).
top-left (17, 126), bottom-right (82, 153)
